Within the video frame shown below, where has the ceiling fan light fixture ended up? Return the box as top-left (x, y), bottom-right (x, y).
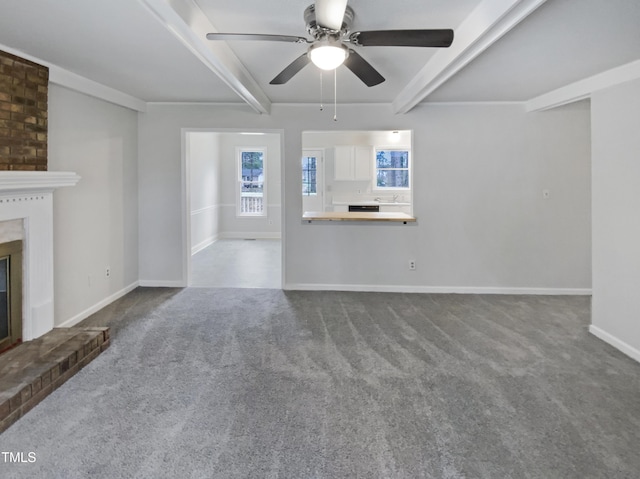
top-left (308, 42), bottom-right (348, 70)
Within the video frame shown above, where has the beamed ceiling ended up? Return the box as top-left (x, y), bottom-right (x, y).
top-left (0, 0), bottom-right (638, 113)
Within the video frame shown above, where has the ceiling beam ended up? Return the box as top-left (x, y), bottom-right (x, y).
top-left (392, 0), bottom-right (548, 114)
top-left (139, 0), bottom-right (271, 114)
top-left (526, 59), bottom-right (640, 112)
top-left (0, 43), bottom-right (147, 112)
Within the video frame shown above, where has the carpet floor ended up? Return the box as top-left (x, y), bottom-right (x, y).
top-left (1, 288), bottom-right (639, 478)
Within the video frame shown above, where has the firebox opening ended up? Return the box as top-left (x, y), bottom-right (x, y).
top-left (0, 240), bottom-right (23, 354)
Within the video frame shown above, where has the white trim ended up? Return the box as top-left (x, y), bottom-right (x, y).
top-left (0, 43), bottom-right (147, 112)
top-left (182, 127), bottom-right (286, 289)
top-left (419, 101), bottom-right (526, 107)
top-left (50, 68), bottom-right (147, 112)
top-left (372, 147), bottom-right (411, 191)
top-left (146, 101), bottom-right (249, 107)
top-left (0, 171), bottom-right (81, 194)
top-left (284, 283), bottom-right (592, 295)
top-left (190, 204), bottom-right (219, 216)
top-left (236, 146), bottom-right (268, 218)
top-left (190, 205), bottom-right (220, 254)
top-left (221, 203), bottom-right (282, 208)
top-left (220, 232), bottom-right (281, 240)
top-left (525, 59), bottom-right (640, 112)
top-left (191, 235), bottom-right (218, 255)
top-left (272, 102), bottom-right (393, 108)
top-left (589, 325), bottom-right (640, 364)
top-left (393, 0), bottom-right (548, 114)
top-left (0, 172), bottom-right (81, 340)
top-left (138, 100), bottom-right (528, 108)
top-left (181, 129), bottom-right (191, 294)
top-left (138, 280), bottom-right (186, 287)
top-left (57, 281), bottom-right (140, 328)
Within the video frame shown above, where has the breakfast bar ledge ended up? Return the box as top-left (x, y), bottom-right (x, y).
top-left (302, 211), bottom-right (416, 223)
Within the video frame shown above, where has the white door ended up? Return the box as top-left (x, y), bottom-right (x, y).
top-left (302, 149), bottom-right (324, 212)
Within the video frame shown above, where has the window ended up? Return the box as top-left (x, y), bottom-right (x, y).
top-left (237, 148), bottom-right (266, 216)
top-left (301, 155), bottom-right (317, 196)
top-left (375, 149), bottom-right (410, 189)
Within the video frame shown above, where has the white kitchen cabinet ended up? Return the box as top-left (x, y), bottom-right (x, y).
top-left (334, 146), bottom-right (353, 180)
top-left (334, 145), bottom-right (373, 181)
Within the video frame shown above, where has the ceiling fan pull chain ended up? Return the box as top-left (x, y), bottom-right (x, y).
top-left (334, 68), bottom-right (338, 122)
top-left (320, 71), bottom-right (324, 111)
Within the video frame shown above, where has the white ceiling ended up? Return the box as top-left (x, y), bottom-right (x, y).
top-left (0, 0), bottom-right (638, 109)
top-left (428, 0), bottom-right (640, 102)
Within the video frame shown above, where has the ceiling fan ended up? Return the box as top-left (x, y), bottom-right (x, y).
top-left (206, 0), bottom-right (454, 87)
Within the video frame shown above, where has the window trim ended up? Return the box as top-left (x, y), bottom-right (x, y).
top-left (236, 147), bottom-right (267, 218)
top-left (373, 147), bottom-right (411, 191)
top-left (301, 152), bottom-right (320, 197)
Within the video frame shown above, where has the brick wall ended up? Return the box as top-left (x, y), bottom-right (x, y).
top-left (0, 50), bottom-right (48, 171)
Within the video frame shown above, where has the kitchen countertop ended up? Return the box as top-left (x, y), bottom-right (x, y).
top-left (303, 211), bottom-right (416, 223)
top-left (332, 201), bottom-right (411, 206)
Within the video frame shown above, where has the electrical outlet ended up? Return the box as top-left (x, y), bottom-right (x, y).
top-left (409, 260), bottom-right (416, 270)
top-left (105, 267), bottom-right (110, 277)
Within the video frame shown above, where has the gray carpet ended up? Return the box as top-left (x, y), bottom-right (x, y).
top-left (1, 288), bottom-right (639, 478)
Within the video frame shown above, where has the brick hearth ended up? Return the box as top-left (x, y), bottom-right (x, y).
top-left (0, 327), bottom-right (109, 433)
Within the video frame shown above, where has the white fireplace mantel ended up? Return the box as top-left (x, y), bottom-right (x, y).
top-left (0, 171), bottom-right (81, 193)
top-left (0, 171), bottom-right (81, 341)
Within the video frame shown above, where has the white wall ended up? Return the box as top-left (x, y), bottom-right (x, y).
top-left (217, 132), bottom-right (281, 238)
top-left (188, 131), bottom-right (221, 253)
top-left (48, 85), bottom-right (139, 326)
top-left (138, 102), bottom-right (590, 292)
top-left (590, 78), bottom-right (640, 361)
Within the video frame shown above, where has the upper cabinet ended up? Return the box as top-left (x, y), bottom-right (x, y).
top-left (334, 145), bottom-right (373, 181)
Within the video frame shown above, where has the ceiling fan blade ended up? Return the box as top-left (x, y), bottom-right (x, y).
top-left (343, 50), bottom-right (385, 87)
top-left (350, 29), bottom-right (454, 48)
top-left (206, 33), bottom-right (310, 44)
top-left (314, 0), bottom-right (348, 31)
top-left (270, 53), bottom-right (312, 85)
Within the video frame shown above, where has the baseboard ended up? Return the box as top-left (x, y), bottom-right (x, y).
top-left (283, 283), bottom-right (592, 295)
top-left (220, 232), bottom-right (281, 240)
top-left (589, 325), bottom-right (640, 364)
top-left (138, 280), bottom-right (186, 288)
top-left (57, 281), bottom-right (140, 328)
top-left (191, 235), bottom-right (218, 255)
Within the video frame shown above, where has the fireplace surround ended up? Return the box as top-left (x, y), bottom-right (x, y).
top-left (0, 171), bottom-right (80, 342)
top-left (0, 239), bottom-right (23, 352)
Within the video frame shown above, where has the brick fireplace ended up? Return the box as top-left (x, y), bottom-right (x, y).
top-left (0, 172), bottom-right (80, 341)
top-left (1, 49), bottom-right (80, 343)
top-left (0, 52), bottom-right (105, 434)
top-left (0, 50), bottom-right (48, 171)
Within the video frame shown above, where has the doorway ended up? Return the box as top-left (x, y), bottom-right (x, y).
top-left (183, 129), bottom-right (284, 289)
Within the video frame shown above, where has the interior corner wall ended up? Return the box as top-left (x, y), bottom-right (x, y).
top-left (590, 78), bottom-right (640, 362)
top-left (48, 84), bottom-right (139, 326)
top-left (189, 131), bottom-right (221, 254)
